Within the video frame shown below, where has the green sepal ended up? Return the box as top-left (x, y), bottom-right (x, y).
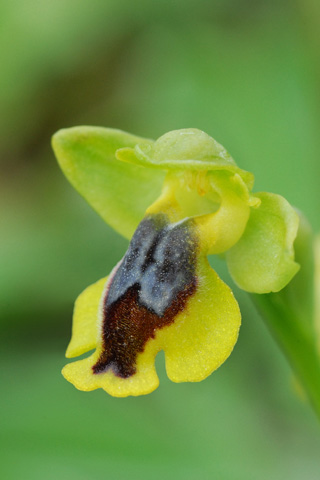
top-left (52, 126), bottom-right (165, 239)
top-left (226, 192), bottom-right (300, 293)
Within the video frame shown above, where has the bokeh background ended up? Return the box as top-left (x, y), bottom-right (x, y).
top-left (1, 1), bottom-right (320, 479)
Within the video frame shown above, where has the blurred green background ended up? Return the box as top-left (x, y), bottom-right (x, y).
top-left (1, 1), bottom-right (320, 479)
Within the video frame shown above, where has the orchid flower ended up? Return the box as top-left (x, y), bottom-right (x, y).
top-left (52, 127), bottom-right (299, 397)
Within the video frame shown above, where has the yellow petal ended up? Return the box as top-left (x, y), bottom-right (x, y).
top-left (161, 257), bottom-right (241, 382)
top-left (62, 212), bottom-right (241, 397)
top-left (63, 255), bottom-right (240, 396)
top-left (62, 340), bottom-right (159, 397)
top-left (194, 172), bottom-right (252, 254)
top-left (66, 277), bottom-right (108, 358)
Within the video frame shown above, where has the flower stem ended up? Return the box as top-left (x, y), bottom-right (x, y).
top-left (314, 234), bottom-right (320, 356)
top-left (251, 292), bottom-right (320, 419)
top-left (250, 218), bottom-right (320, 420)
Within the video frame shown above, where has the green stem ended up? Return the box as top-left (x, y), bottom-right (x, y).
top-left (251, 292), bottom-right (320, 420)
top-left (315, 234), bottom-right (320, 356)
top-left (250, 217), bottom-right (320, 419)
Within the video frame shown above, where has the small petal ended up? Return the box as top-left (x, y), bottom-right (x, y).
top-left (66, 277), bottom-right (107, 358)
top-left (226, 192), bottom-right (300, 293)
top-left (194, 171), bottom-right (254, 254)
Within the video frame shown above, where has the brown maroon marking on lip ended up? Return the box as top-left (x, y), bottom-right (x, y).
top-left (92, 280), bottom-right (197, 378)
top-left (92, 214), bottom-right (198, 379)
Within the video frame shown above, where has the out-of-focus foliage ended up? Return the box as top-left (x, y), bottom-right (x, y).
top-left (1, 0), bottom-right (320, 479)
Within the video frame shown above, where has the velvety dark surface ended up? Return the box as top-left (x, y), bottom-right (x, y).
top-left (94, 214), bottom-right (197, 377)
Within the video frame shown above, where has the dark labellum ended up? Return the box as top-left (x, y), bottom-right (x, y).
top-left (93, 214), bottom-right (198, 378)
